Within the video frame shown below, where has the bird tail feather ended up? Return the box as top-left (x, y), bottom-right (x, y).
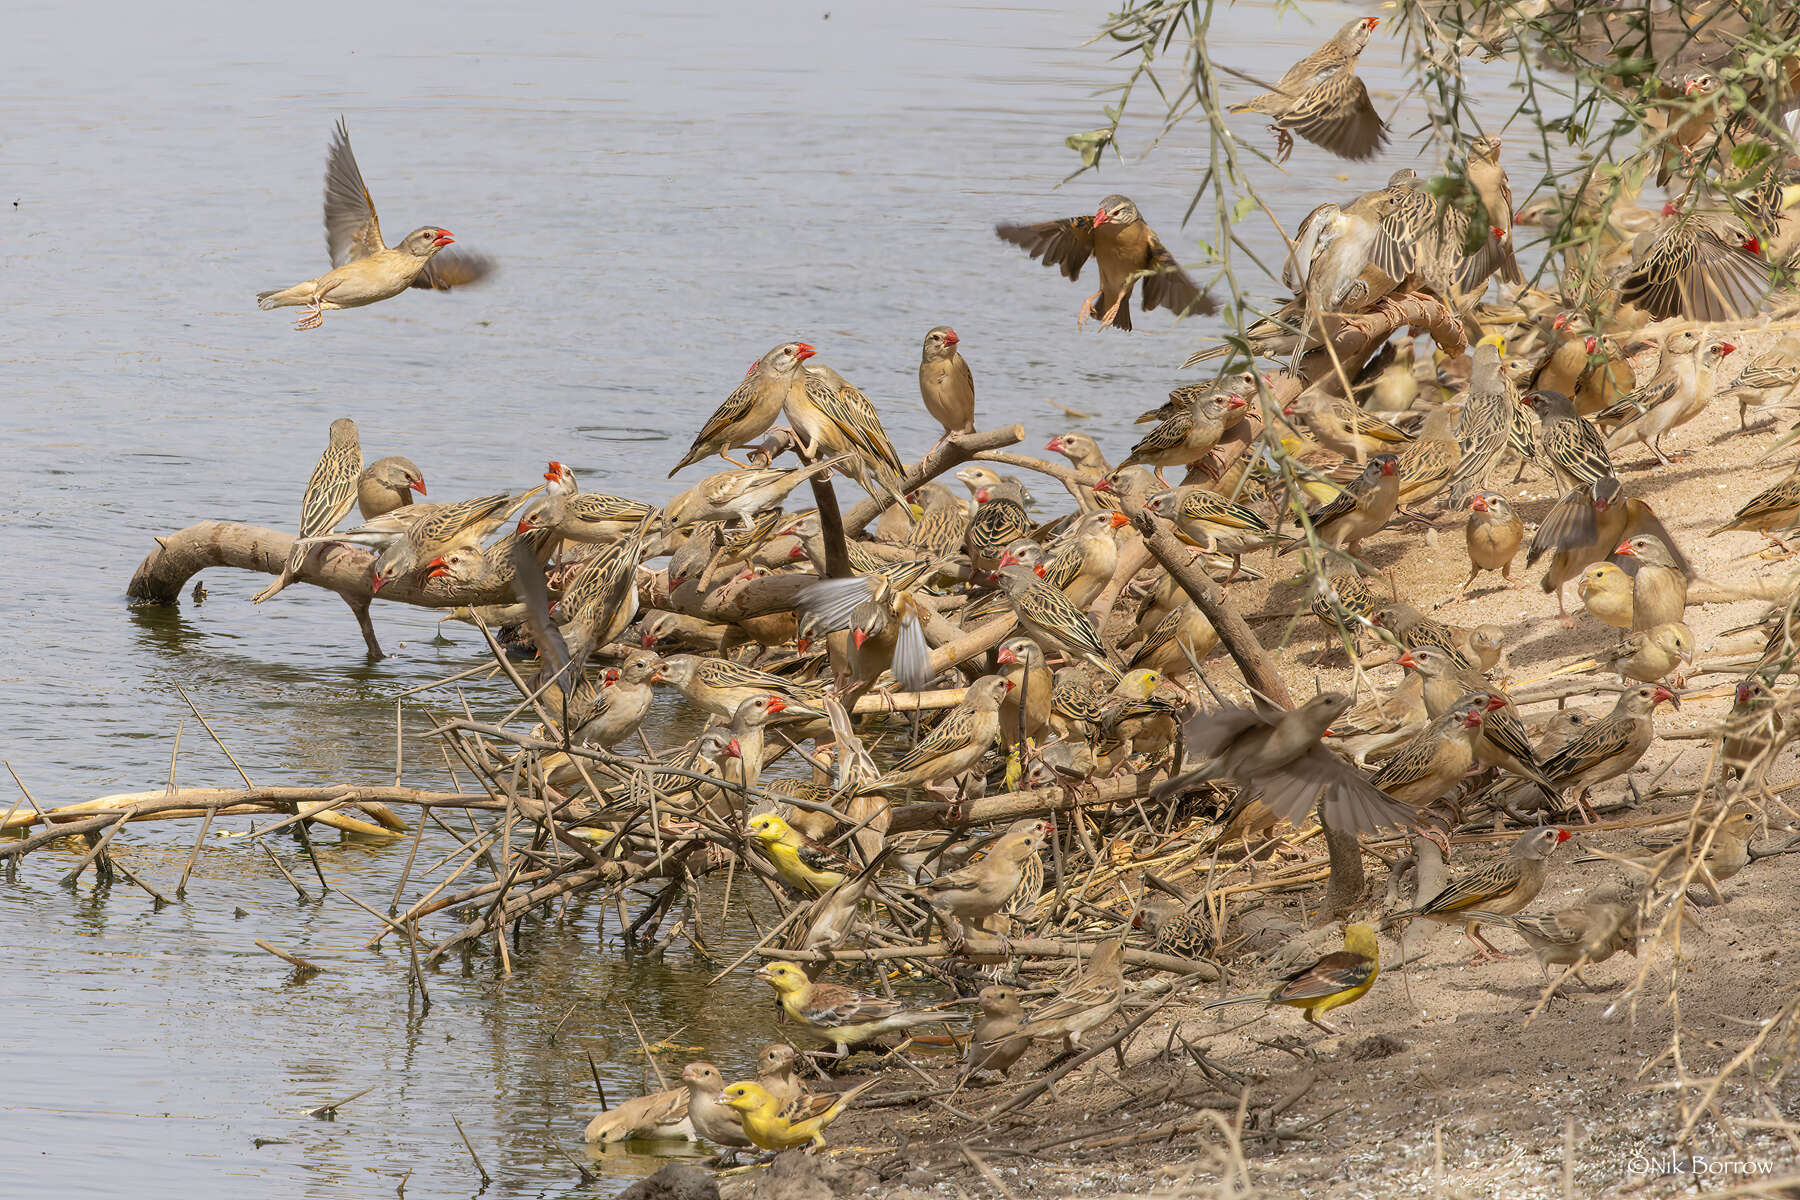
top-left (257, 285), bottom-right (310, 310)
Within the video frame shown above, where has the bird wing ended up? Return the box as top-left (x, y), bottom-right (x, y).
top-left (994, 215), bottom-right (1097, 281)
top-left (1269, 949), bottom-right (1376, 1002)
top-left (324, 117), bottom-right (385, 265)
top-left (296, 440), bottom-right (362, 539)
top-left (1725, 479), bottom-right (1800, 529)
top-left (1418, 859), bottom-right (1523, 914)
top-left (413, 250), bottom-right (497, 292)
top-left (1126, 412), bottom-right (1194, 461)
top-left (1279, 73), bottom-right (1388, 160)
top-left (801, 982), bottom-right (915, 1030)
top-left (1367, 726), bottom-right (1448, 795)
top-left (1544, 417), bottom-right (1614, 487)
top-left (1139, 234), bottom-right (1216, 316)
top-left (1526, 485), bottom-right (1596, 567)
top-left (1620, 223), bottom-right (1771, 322)
top-left (1539, 714), bottom-right (1633, 783)
top-left (1257, 745), bottom-right (1420, 834)
top-left (1184, 492), bottom-right (1271, 532)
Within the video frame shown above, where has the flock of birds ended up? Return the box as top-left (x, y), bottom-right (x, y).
top-left (230, 4), bottom-right (1800, 1162)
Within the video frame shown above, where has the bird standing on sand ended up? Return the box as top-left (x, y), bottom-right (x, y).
top-left (1708, 461), bottom-right (1800, 552)
top-left (1284, 454), bottom-right (1400, 557)
top-left (1536, 684), bottom-right (1679, 818)
top-left (1460, 491), bottom-right (1521, 594)
top-left (1460, 884), bottom-right (1640, 985)
top-left (1601, 333), bottom-right (1735, 467)
top-left (919, 326), bottom-right (975, 442)
top-left (1616, 534), bottom-right (1687, 630)
top-left (1231, 17), bottom-right (1387, 162)
top-left (1577, 563), bottom-right (1634, 631)
top-left (1383, 826), bottom-right (1571, 960)
top-left (672, 342), bottom-right (817, 474)
top-left (1203, 924), bottom-right (1379, 1033)
top-left (995, 195), bottom-right (1215, 330)
top-left (257, 118), bottom-right (492, 329)
top-left (254, 418), bottom-right (361, 603)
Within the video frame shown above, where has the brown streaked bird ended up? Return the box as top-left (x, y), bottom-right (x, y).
top-left (1396, 647), bottom-right (1484, 721)
top-left (1460, 491), bottom-right (1522, 595)
top-left (1602, 622), bottom-right (1693, 685)
top-left (909, 822), bottom-right (1050, 945)
top-left (1367, 695), bottom-right (1494, 817)
top-left (863, 675), bottom-right (1013, 793)
top-left (1465, 136), bottom-right (1524, 285)
top-left (656, 654), bottom-right (822, 721)
top-left (253, 417), bottom-right (361, 604)
top-left (356, 455), bottom-right (426, 520)
top-left (1722, 676), bottom-right (1788, 780)
top-left (994, 564), bottom-right (1123, 674)
top-left (1008, 935), bottom-right (1126, 1053)
top-left (786, 361), bottom-right (907, 497)
top-left (964, 476), bottom-right (1033, 575)
top-left (1154, 692), bottom-right (1422, 836)
top-left (1577, 562), bottom-right (1634, 632)
top-left (257, 118), bottom-right (492, 329)
top-left (919, 326), bottom-right (975, 443)
top-left (1445, 338), bottom-right (1521, 506)
top-left (1618, 200), bottom-right (1771, 323)
top-left (1147, 485), bottom-right (1277, 581)
top-left (995, 194), bottom-right (1215, 330)
top-left (906, 481), bottom-right (968, 560)
top-left (1034, 508), bottom-right (1127, 612)
top-left (1460, 884), bottom-right (1641, 985)
top-left (1230, 16), bottom-right (1387, 162)
top-left (671, 341), bottom-right (817, 474)
top-left (1709, 461), bottom-right (1800, 551)
top-left (1128, 602), bottom-right (1219, 678)
top-left (1522, 389), bottom-right (1614, 492)
top-left (1537, 684), bottom-right (1679, 819)
top-left (664, 456), bottom-right (849, 530)
top-left (1528, 476), bottom-right (1684, 628)
top-left (1368, 604), bottom-right (1473, 670)
top-left (1281, 453), bottom-right (1400, 557)
top-left (319, 491), bottom-right (517, 594)
top-left (1393, 405), bottom-right (1460, 511)
top-left (520, 490), bottom-right (656, 545)
top-left (1615, 534), bottom-right (1688, 631)
top-left (1382, 826), bottom-right (1572, 960)
top-left (1120, 392), bottom-right (1248, 486)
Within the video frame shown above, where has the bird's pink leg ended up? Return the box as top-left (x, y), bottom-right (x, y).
top-left (1099, 292), bottom-right (1127, 327)
top-left (293, 305), bottom-right (324, 331)
top-left (1078, 292), bottom-right (1101, 328)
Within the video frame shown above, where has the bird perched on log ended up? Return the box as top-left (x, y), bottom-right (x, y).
top-left (785, 361), bottom-right (907, 497)
top-left (257, 119), bottom-right (492, 329)
top-left (1147, 486), bottom-right (1276, 581)
top-left (356, 456), bottom-right (426, 520)
top-left (908, 821), bottom-right (1049, 947)
top-left (1203, 923), bottom-right (1379, 1033)
top-left (1383, 826), bottom-right (1572, 960)
top-left (1119, 391), bottom-right (1248, 486)
top-left (657, 655), bottom-right (821, 720)
top-left (671, 342), bottom-right (817, 474)
top-left (994, 564), bottom-right (1123, 673)
top-left (864, 676), bottom-right (1013, 794)
top-left (1231, 17), bottom-right (1387, 162)
top-left (995, 195), bottom-right (1215, 330)
top-left (663, 457), bottom-right (850, 530)
top-left (919, 326), bottom-right (974, 443)
top-left (254, 418), bottom-right (362, 603)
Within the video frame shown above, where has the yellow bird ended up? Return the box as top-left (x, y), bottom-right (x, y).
top-left (717, 1078), bottom-right (879, 1151)
top-left (754, 961), bottom-right (955, 1057)
top-left (747, 812), bottom-right (848, 895)
top-left (1201, 923), bottom-right (1379, 1034)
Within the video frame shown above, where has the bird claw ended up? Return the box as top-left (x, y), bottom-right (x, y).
top-left (293, 306), bottom-right (324, 331)
top-left (1271, 127), bottom-right (1294, 163)
top-left (1078, 292), bottom-right (1101, 328)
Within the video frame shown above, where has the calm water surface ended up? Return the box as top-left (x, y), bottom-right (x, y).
top-left (0, 2), bottom-right (1518, 1195)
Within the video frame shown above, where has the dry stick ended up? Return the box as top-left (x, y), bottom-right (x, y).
top-left (176, 806), bottom-right (216, 899)
top-left (759, 935), bottom-right (1217, 978)
top-left (395, 661), bottom-right (501, 697)
top-left (258, 839), bottom-right (311, 902)
top-left (622, 1003), bottom-right (669, 1089)
top-left (167, 717), bottom-right (185, 795)
top-left (175, 685), bottom-right (255, 788)
top-left (704, 902), bottom-right (812, 986)
top-left (255, 938), bottom-right (324, 973)
top-left (304, 1084), bottom-right (376, 1119)
top-left (61, 811), bottom-right (132, 889)
top-left (585, 1051), bottom-right (609, 1110)
top-left (841, 424), bottom-right (1027, 534)
top-left (451, 1115), bottom-right (492, 1186)
top-left (108, 853), bottom-right (172, 907)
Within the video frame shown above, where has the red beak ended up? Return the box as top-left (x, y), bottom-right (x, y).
top-left (1092, 478), bottom-right (1114, 493)
top-left (411, 478), bottom-right (427, 495)
top-left (1584, 336), bottom-right (1597, 355)
top-left (1737, 683), bottom-right (1752, 704)
top-left (432, 229), bottom-right (454, 247)
top-left (424, 556), bottom-right (449, 579)
top-left (1485, 694), bottom-right (1508, 711)
top-left (1002, 679), bottom-right (1016, 692)
top-left (1033, 564), bottom-right (1047, 578)
top-left (943, 328), bottom-right (959, 346)
top-left (371, 573), bottom-right (389, 594)
top-left (1397, 651), bottom-right (1418, 668)
top-left (1661, 202), bottom-right (1679, 217)
top-left (1553, 313), bottom-right (1570, 331)
top-left (996, 646), bottom-right (1019, 665)
top-left (1554, 828), bottom-right (1572, 843)
top-left (788, 545), bottom-right (807, 560)
top-left (517, 517), bottom-right (535, 535)
top-left (765, 697), bottom-right (787, 714)
top-left (641, 631), bottom-right (656, 648)
top-left (1365, 16), bottom-right (1379, 28)
top-left (1379, 459), bottom-right (1397, 476)
top-left (999, 551), bottom-right (1018, 568)
top-left (1109, 511), bottom-right (1130, 529)
top-left (725, 738), bottom-right (742, 759)
top-left (1462, 710), bottom-right (1484, 728)
top-left (1045, 437), bottom-right (1065, 452)
top-left (544, 462), bottom-right (563, 482)
top-left (852, 629), bottom-right (867, 649)
top-left (1470, 495), bottom-right (1489, 512)
top-left (1281, 402), bottom-right (1297, 416)
top-left (1719, 342), bottom-right (1737, 355)
top-left (793, 342), bottom-right (818, 362)
top-left (1226, 396), bottom-right (1247, 410)
top-left (1093, 207), bottom-right (1110, 225)
top-left (974, 487), bottom-right (990, 504)
top-left (1653, 685), bottom-right (1680, 709)
top-left (1615, 540), bottom-right (1635, 556)
top-left (1743, 238), bottom-right (1763, 256)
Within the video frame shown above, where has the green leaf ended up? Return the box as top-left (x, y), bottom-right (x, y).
top-left (1732, 142), bottom-right (1772, 173)
top-left (1228, 195), bottom-right (1255, 225)
top-left (1064, 129), bottom-right (1114, 171)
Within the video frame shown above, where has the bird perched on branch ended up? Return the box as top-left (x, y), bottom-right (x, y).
top-left (664, 457), bottom-right (850, 530)
top-left (356, 456), bottom-right (426, 520)
top-left (754, 962), bottom-right (956, 1058)
top-left (909, 821), bottom-right (1049, 946)
top-left (1120, 391), bottom-right (1248, 486)
top-left (1147, 486), bottom-right (1277, 581)
top-left (1383, 826), bottom-right (1572, 960)
top-left (864, 675), bottom-right (1013, 794)
top-left (671, 342), bottom-right (817, 474)
top-left (1203, 923), bottom-right (1379, 1033)
top-left (1465, 136), bottom-right (1524, 286)
top-left (995, 194), bottom-right (1215, 330)
top-left (786, 361), bottom-right (907, 497)
top-left (919, 326), bottom-right (975, 443)
top-left (995, 564), bottom-right (1123, 674)
top-left (257, 119), bottom-right (493, 329)
top-left (1231, 17), bottom-right (1387, 162)
top-left (254, 418), bottom-right (362, 604)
